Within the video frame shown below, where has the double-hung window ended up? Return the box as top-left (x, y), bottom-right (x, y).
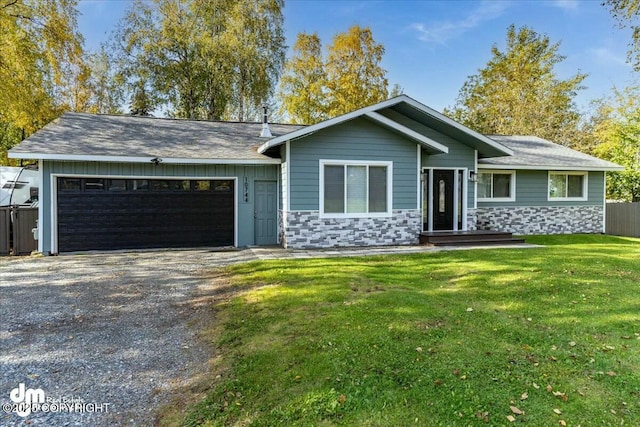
top-left (320, 160), bottom-right (392, 217)
top-left (548, 172), bottom-right (587, 200)
top-left (477, 170), bottom-right (515, 202)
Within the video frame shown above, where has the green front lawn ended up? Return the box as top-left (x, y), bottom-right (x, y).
top-left (174, 235), bottom-right (640, 426)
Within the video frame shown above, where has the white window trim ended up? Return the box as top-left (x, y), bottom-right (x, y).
top-left (477, 170), bottom-right (516, 202)
top-left (548, 171), bottom-right (588, 201)
top-left (319, 159), bottom-right (393, 219)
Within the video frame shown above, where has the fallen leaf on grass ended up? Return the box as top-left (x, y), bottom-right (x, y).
top-left (510, 406), bottom-right (524, 415)
top-left (553, 391), bottom-right (568, 401)
top-left (568, 341), bottom-right (576, 347)
top-left (475, 411), bottom-right (489, 422)
top-left (506, 415), bottom-right (516, 422)
top-left (521, 392), bottom-right (528, 400)
top-left (338, 394), bottom-right (346, 404)
top-left (452, 369), bottom-right (460, 376)
top-left (606, 371), bottom-right (616, 377)
top-left (553, 408), bottom-right (562, 415)
top-left (547, 384), bottom-right (553, 392)
top-left (611, 409), bottom-right (617, 414)
top-left (559, 420), bottom-right (567, 426)
top-left (415, 347), bottom-right (423, 353)
top-left (533, 382), bottom-right (540, 389)
top-left (466, 307), bottom-right (474, 312)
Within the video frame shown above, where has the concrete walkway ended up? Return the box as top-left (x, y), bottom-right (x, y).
top-left (1, 242), bottom-right (540, 270)
top-left (246, 242), bottom-right (539, 262)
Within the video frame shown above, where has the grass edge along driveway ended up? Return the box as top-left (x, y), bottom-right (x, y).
top-left (163, 235), bottom-right (640, 427)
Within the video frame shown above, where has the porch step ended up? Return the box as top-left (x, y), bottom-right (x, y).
top-left (419, 230), bottom-right (525, 247)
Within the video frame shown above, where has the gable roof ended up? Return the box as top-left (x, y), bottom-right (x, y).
top-left (8, 112), bottom-right (304, 164)
top-left (480, 135), bottom-right (624, 171)
top-left (258, 95), bottom-right (513, 158)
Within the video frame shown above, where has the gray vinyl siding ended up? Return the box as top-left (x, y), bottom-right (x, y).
top-left (422, 139), bottom-right (476, 208)
top-left (288, 117), bottom-right (419, 211)
top-left (477, 170), bottom-right (604, 207)
top-left (40, 160), bottom-right (279, 253)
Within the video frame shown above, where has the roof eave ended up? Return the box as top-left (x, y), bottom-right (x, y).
top-left (363, 111), bottom-right (448, 154)
top-left (396, 101), bottom-right (514, 157)
top-left (477, 163), bottom-right (625, 172)
top-left (258, 96), bottom-right (411, 153)
top-left (8, 152), bottom-right (282, 165)
top-left (258, 95), bottom-right (514, 157)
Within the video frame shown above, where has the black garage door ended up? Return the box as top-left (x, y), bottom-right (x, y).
top-left (57, 177), bottom-right (234, 252)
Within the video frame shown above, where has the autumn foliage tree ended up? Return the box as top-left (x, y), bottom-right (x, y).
top-left (591, 85), bottom-right (640, 201)
top-left (278, 33), bottom-right (327, 125)
top-left (111, 0), bottom-right (285, 121)
top-left (279, 25), bottom-right (389, 124)
top-left (603, 0), bottom-right (640, 70)
top-left (0, 0), bottom-right (88, 164)
top-left (446, 25), bottom-right (587, 145)
top-left (325, 25), bottom-right (388, 117)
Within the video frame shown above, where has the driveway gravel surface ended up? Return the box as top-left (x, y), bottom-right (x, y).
top-left (0, 249), bottom-right (257, 427)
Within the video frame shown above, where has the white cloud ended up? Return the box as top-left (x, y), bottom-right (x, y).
top-left (589, 47), bottom-right (630, 67)
top-left (410, 1), bottom-right (509, 45)
top-left (551, 0), bottom-right (579, 11)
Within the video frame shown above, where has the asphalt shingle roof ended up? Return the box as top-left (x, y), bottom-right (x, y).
top-left (9, 113), bottom-right (623, 171)
top-left (9, 112), bottom-right (304, 161)
top-left (481, 135), bottom-right (623, 170)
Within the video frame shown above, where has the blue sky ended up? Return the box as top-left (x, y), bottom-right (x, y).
top-left (77, 0), bottom-right (635, 115)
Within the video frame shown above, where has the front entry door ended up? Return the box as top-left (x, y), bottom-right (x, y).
top-left (432, 170), bottom-right (454, 230)
top-left (254, 180), bottom-right (277, 245)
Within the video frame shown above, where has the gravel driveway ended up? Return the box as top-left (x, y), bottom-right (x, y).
top-left (0, 249), bottom-right (257, 427)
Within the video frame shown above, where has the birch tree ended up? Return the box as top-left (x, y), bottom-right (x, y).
top-left (279, 25), bottom-right (389, 123)
top-left (278, 32), bottom-right (327, 124)
top-left (111, 0), bottom-right (285, 121)
top-left (603, 0), bottom-right (640, 70)
top-left (0, 0), bottom-right (87, 164)
top-left (325, 25), bottom-right (388, 117)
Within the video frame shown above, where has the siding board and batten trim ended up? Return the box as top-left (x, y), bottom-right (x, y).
top-left (41, 161), bottom-right (279, 253)
top-left (288, 118), bottom-right (419, 211)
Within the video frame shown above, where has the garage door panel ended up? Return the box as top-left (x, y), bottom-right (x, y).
top-left (57, 178), bottom-right (235, 252)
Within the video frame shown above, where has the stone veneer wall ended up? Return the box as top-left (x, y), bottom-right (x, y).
top-left (466, 209), bottom-right (478, 231)
top-left (475, 205), bottom-right (603, 234)
top-left (281, 209), bottom-right (421, 249)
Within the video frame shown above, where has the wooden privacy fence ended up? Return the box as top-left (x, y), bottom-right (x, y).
top-left (0, 207), bottom-right (38, 256)
top-left (606, 203), bottom-right (640, 238)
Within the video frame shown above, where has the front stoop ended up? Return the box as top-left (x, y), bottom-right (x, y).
top-left (419, 230), bottom-right (526, 247)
